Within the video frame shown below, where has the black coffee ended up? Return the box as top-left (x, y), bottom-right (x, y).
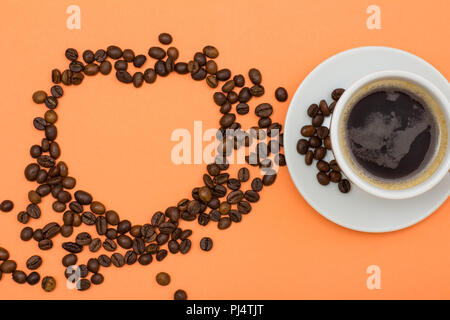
top-left (346, 87), bottom-right (438, 181)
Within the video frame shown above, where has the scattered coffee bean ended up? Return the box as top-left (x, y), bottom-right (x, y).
top-left (156, 272), bottom-right (171, 286)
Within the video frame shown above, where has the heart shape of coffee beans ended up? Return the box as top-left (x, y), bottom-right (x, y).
top-left (6, 33), bottom-right (288, 297)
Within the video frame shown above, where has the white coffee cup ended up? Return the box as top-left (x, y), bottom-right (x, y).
top-left (330, 70), bottom-right (450, 199)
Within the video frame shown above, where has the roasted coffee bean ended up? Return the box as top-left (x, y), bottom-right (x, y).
top-left (237, 201), bottom-right (252, 214)
top-left (74, 190), bottom-right (92, 205)
top-left (111, 253), bottom-right (125, 268)
top-left (44, 111), bottom-right (58, 125)
top-left (57, 190), bottom-right (71, 203)
top-left (12, 270), bottom-right (27, 284)
top-left (105, 210), bottom-right (119, 225)
top-left (107, 45), bottom-right (123, 59)
top-left (220, 113), bottom-right (236, 128)
top-left (338, 179), bottom-right (351, 193)
top-left (131, 238), bottom-right (145, 255)
top-left (20, 227), bottom-right (34, 241)
top-left (258, 117), bottom-right (272, 128)
top-left (314, 146), bottom-right (327, 160)
top-left (61, 69), bottom-right (72, 85)
top-left (77, 279), bottom-right (91, 291)
top-left (216, 69), bottom-right (231, 81)
top-left (133, 72), bottom-right (144, 88)
top-left (329, 171), bottom-right (342, 183)
top-left (26, 255), bottom-right (42, 270)
top-left (198, 187), bottom-right (212, 203)
top-left (117, 220), bottom-right (131, 234)
top-left (227, 178), bottom-right (241, 191)
top-left (100, 61), bottom-right (112, 75)
top-left (179, 239), bottom-right (191, 254)
top-left (87, 258), bottom-right (100, 273)
top-left (89, 238), bottom-right (101, 253)
top-left (250, 178), bottom-right (263, 192)
top-left (156, 272), bottom-right (171, 286)
top-left (275, 154), bottom-right (286, 166)
top-left (76, 232), bottom-right (92, 246)
top-left (138, 253), bottom-right (153, 265)
top-left (194, 52), bottom-right (206, 66)
top-left (26, 272), bottom-right (40, 285)
top-left (96, 216), bottom-right (107, 235)
top-left (141, 224), bottom-right (155, 238)
top-left (311, 114), bottom-right (324, 127)
top-left (133, 54), bottom-right (147, 67)
top-left (62, 254), bottom-right (77, 267)
top-left (197, 213), bottom-right (210, 226)
top-left (65, 48), bottom-right (78, 61)
top-left (174, 289), bottom-right (187, 300)
top-left (301, 125), bottom-right (316, 137)
top-left (317, 172), bottom-right (330, 185)
top-left (227, 91), bottom-right (238, 103)
top-left (248, 68), bottom-right (262, 85)
top-left (33, 117), bottom-right (47, 131)
top-left (145, 243), bottom-right (159, 254)
top-left (188, 60), bottom-right (200, 74)
top-left (275, 87), bottom-right (288, 101)
top-left (156, 249), bottom-right (168, 261)
top-left (158, 32), bottom-right (172, 44)
top-left (91, 273), bottom-right (104, 285)
top-left (309, 136), bottom-right (322, 148)
top-left (0, 247), bottom-right (9, 261)
top-left (329, 160), bottom-right (340, 172)
top-left (316, 160), bottom-right (330, 172)
top-left (148, 46), bottom-right (166, 60)
top-left (332, 88), bottom-right (345, 101)
top-left (218, 217), bottom-right (231, 230)
top-left (151, 211), bottom-right (165, 226)
top-left (0, 260), bottom-right (16, 273)
top-left (155, 60), bottom-right (169, 76)
top-left (168, 240), bottom-right (180, 254)
top-left (69, 201), bottom-right (83, 213)
top-left (255, 103), bottom-right (273, 118)
top-left (38, 239), bottom-right (53, 250)
top-left (84, 63), bottom-right (99, 76)
top-left (116, 70), bottom-right (133, 83)
top-left (205, 61), bottom-right (218, 76)
top-left (159, 222), bottom-right (176, 234)
top-left (113, 60), bottom-right (127, 71)
top-left (70, 72), bottom-right (84, 85)
top-left (143, 68), bottom-right (157, 83)
top-left (41, 138), bottom-right (50, 152)
top-left (166, 47), bottom-right (179, 60)
top-left (62, 177), bottom-right (76, 189)
top-left (41, 276), bottom-right (56, 292)
top-left (207, 163), bottom-right (220, 176)
top-left (229, 210), bottom-right (242, 222)
top-left (102, 239), bottom-right (117, 252)
top-left (319, 100), bottom-right (330, 116)
top-left (324, 136), bottom-right (332, 149)
top-left (171, 228), bottom-right (182, 240)
top-left (98, 255), bottom-right (111, 267)
top-left (32, 229), bottom-right (44, 242)
top-left (0, 200), bottom-right (14, 212)
top-left (30, 145), bottom-right (42, 158)
top-left (61, 225), bottom-right (73, 237)
top-left (82, 212), bottom-right (96, 225)
top-left (227, 190), bottom-right (244, 204)
top-left (250, 85), bottom-right (264, 97)
top-left (219, 202), bottom-right (231, 215)
top-left (17, 211), bottom-right (30, 224)
top-left (32, 90), bottom-right (47, 104)
top-left (199, 237), bottom-right (213, 251)
top-left (117, 235), bottom-right (133, 249)
top-left (317, 126), bottom-right (329, 139)
top-left (236, 102), bottom-right (249, 115)
top-left (213, 92), bottom-right (227, 106)
top-left (51, 69), bottom-right (61, 84)
top-left (305, 150), bottom-right (314, 165)
top-left (26, 203), bottom-right (41, 219)
top-left (222, 80), bottom-right (235, 93)
top-left (180, 229), bottom-right (192, 240)
top-left (174, 62), bottom-right (189, 74)
top-left (210, 210), bottom-right (221, 222)
top-left (237, 167), bottom-right (250, 182)
top-left (82, 49), bottom-right (95, 63)
top-left (213, 173), bottom-right (229, 185)
top-left (201, 45), bottom-right (218, 58)
top-left (262, 172), bottom-right (277, 186)
top-left (62, 242), bottom-right (83, 253)
top-left (25, 163), bottom-right (40, 181)
top-left (69, 61), bottom-right (84, 73)
top-left (203, 174), bottom-right (215, 189)
top-left (36, 170), bottom-right (48, 184)
top-left (90, 201), bottom-right (105, 215)
top-left (243, 190), bottom-right (259, 203)
top-left (94, 49), bottom-right (107, 62)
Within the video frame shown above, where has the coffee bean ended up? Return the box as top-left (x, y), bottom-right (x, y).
top-left (244, 190), bottom-right (259, 203)
top-left (332, 88), bottom-right (345, 101)
top-left (216, 69), bottom-right (231, 81)
top-left (13, 270), bottom-right (27, 284)
top-left (117, 235), bottom-right (133, 249)
top-left (133, 54), bottom-right (147, 68)
top-left (105, 210), bottom-right (120, 225)
top-left (111, 253), bottom-right (125, 267)
top-left (317, 172), bottom-right (330, 185)
top-left (262, 172), bottom-right (277, 186)
top-left (71, 72), bottom-right (84, 85)
top-left (76, 232), bottom-right (92, 246)
top-left (74, 190), bottom-right (92, 205)
top-left (87, 258), bottom-right (100, 273)
top-left (77, 279), bottom-right (91, 291)
top-left (167, 240), bottom-right (180, 254)
top-left (203, 45), bottom-right (219, 58)
top-left (88, 238), bottom-right (101, 253)
top-left (235, 102), bottom-right (249, 115)
top-left (114, 60), bottom-right (128, 71)
top-left (41, 276), bottom-right (56, 292)
top-left (103, 239), bottom-right (117, 252)
top-left (138, 253), bottom-right (152, 265)
top-left (61, 225), bottom-right (73, 237)
top-left (158, 33), bottom-right (172, 45)
top-left (309, 136), bottom-right (322, 148)
top-left (218, 217), bottom-right (231, 230)
top-left (84, 63), bottom-right (99, 76)
top-left (133, 72), bottom-right (144, 88)
top-left (82, 50), bottom-right (95, 63)
top-left (319, 100), bottom-right (330, 116)
top-left (329, 101), bottom-right (336, 113)
top-left (26, 272), bottom-right (40, 285)
top-left (94, 49), bottom-right (107, 62)
top-left (250, 85), bottom-right (264, 97)
top-left (316, 160), bottom-right (330, 172)
top-left (69, 61), bottom-right (84, 73)
top-left (200, 237), bottom-right (213, 251)
top-left (174, 289), bottom-right (187, 300)
top-left (317, 126), bottom-right (329, 139)
top-left (38, 239), bottom-right (53, 250)
top-left (179, 239), bottom-right (191, 254)
top-left (0, 247), bottom-right (9, 261)
top-left (301, 125), bottom-right (316, 137)
top-left (100, 61), bottom-right (112, 75)
top-left (61, 69), bottom-right (72, 85)
top-left (249, 178), bottom-right (262, 192)
top-left (275, 87), bottom-right (288, 102)
top-left (313, 146), bottom-right (327, 160)
top-left (227, 190), bottom-right (244, 204)
top-left (236, 167), bottom-right (249, 182)
top-left (96, 216), bottom-right (107, 235)
top-left (26, 203), bottom-right (41, 219)
top-left (220, 113), bottom-right (235, 128)
top-left (20, 227), bottom-right (34, 241)
top-left (312, 114), bottom-right (324, 127)
top-left (116, 70), bottom-right (133, 83)
top-left (62, 254), bottom-right (77, 267)
top-left (329, 171), bottom-right (342, 183)
top-left (82, 212), bottom-right (96, 225)
top-left (156, 272), bottom-right (171, 286)
top-left (32, 229), bottom-right (44, 242)
top-left (117, 220), bottom-right (132, 234)
top-left (237, 201), bottom-right (252, 214)
top-left (329, 160), bottom-right (340, 171)
top-left (107, 45), bottom-right (123, 59)
top-left (255, 103), bottom-right (273, 118)
top-left (98, 255), bottom-right (111, 267)
top-left (26, 255), bottom-right (42, 270)
top-left (51, 69), bottom-right (61, 84)
top-left (91, 273), bottom-right (104, 285)
top-left (37, 155), bottom-right (55, 168)
top-left (0, 260), bottom-right (16, 273)
top-left (62, 242), bottom-right (83, 253)
top-left (248, 68), bottom-right (262, 85)
top-left (174, 62), bottom-right (189, 75)
top-left (0, 200), bottom-right (14, 212)
top-left (33, 117), bottom-right (46, 131)
top-left (324, 136), bottom-right (332, 149)
top-left (65, 48), bottom-right (78, 61)
top-left (148, 46), bottom-right (166, 60)
top-left (227, 178), bottom-right (241, 191)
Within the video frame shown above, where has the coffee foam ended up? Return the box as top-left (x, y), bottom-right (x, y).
top-left (339, 78), bottom-right (448, 190)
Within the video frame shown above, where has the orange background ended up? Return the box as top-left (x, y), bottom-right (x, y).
top-left (0, 0), bottom-right (449, 299)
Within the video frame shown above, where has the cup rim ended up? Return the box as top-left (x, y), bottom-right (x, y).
top-left (330, 70), bottom-right (450, 200)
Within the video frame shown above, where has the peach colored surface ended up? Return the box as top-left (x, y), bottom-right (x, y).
top-left (0, 0), bottom-right (449, 299)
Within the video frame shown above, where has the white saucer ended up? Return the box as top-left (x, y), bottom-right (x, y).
top-left (284, 46), bottom-right (450, 233)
